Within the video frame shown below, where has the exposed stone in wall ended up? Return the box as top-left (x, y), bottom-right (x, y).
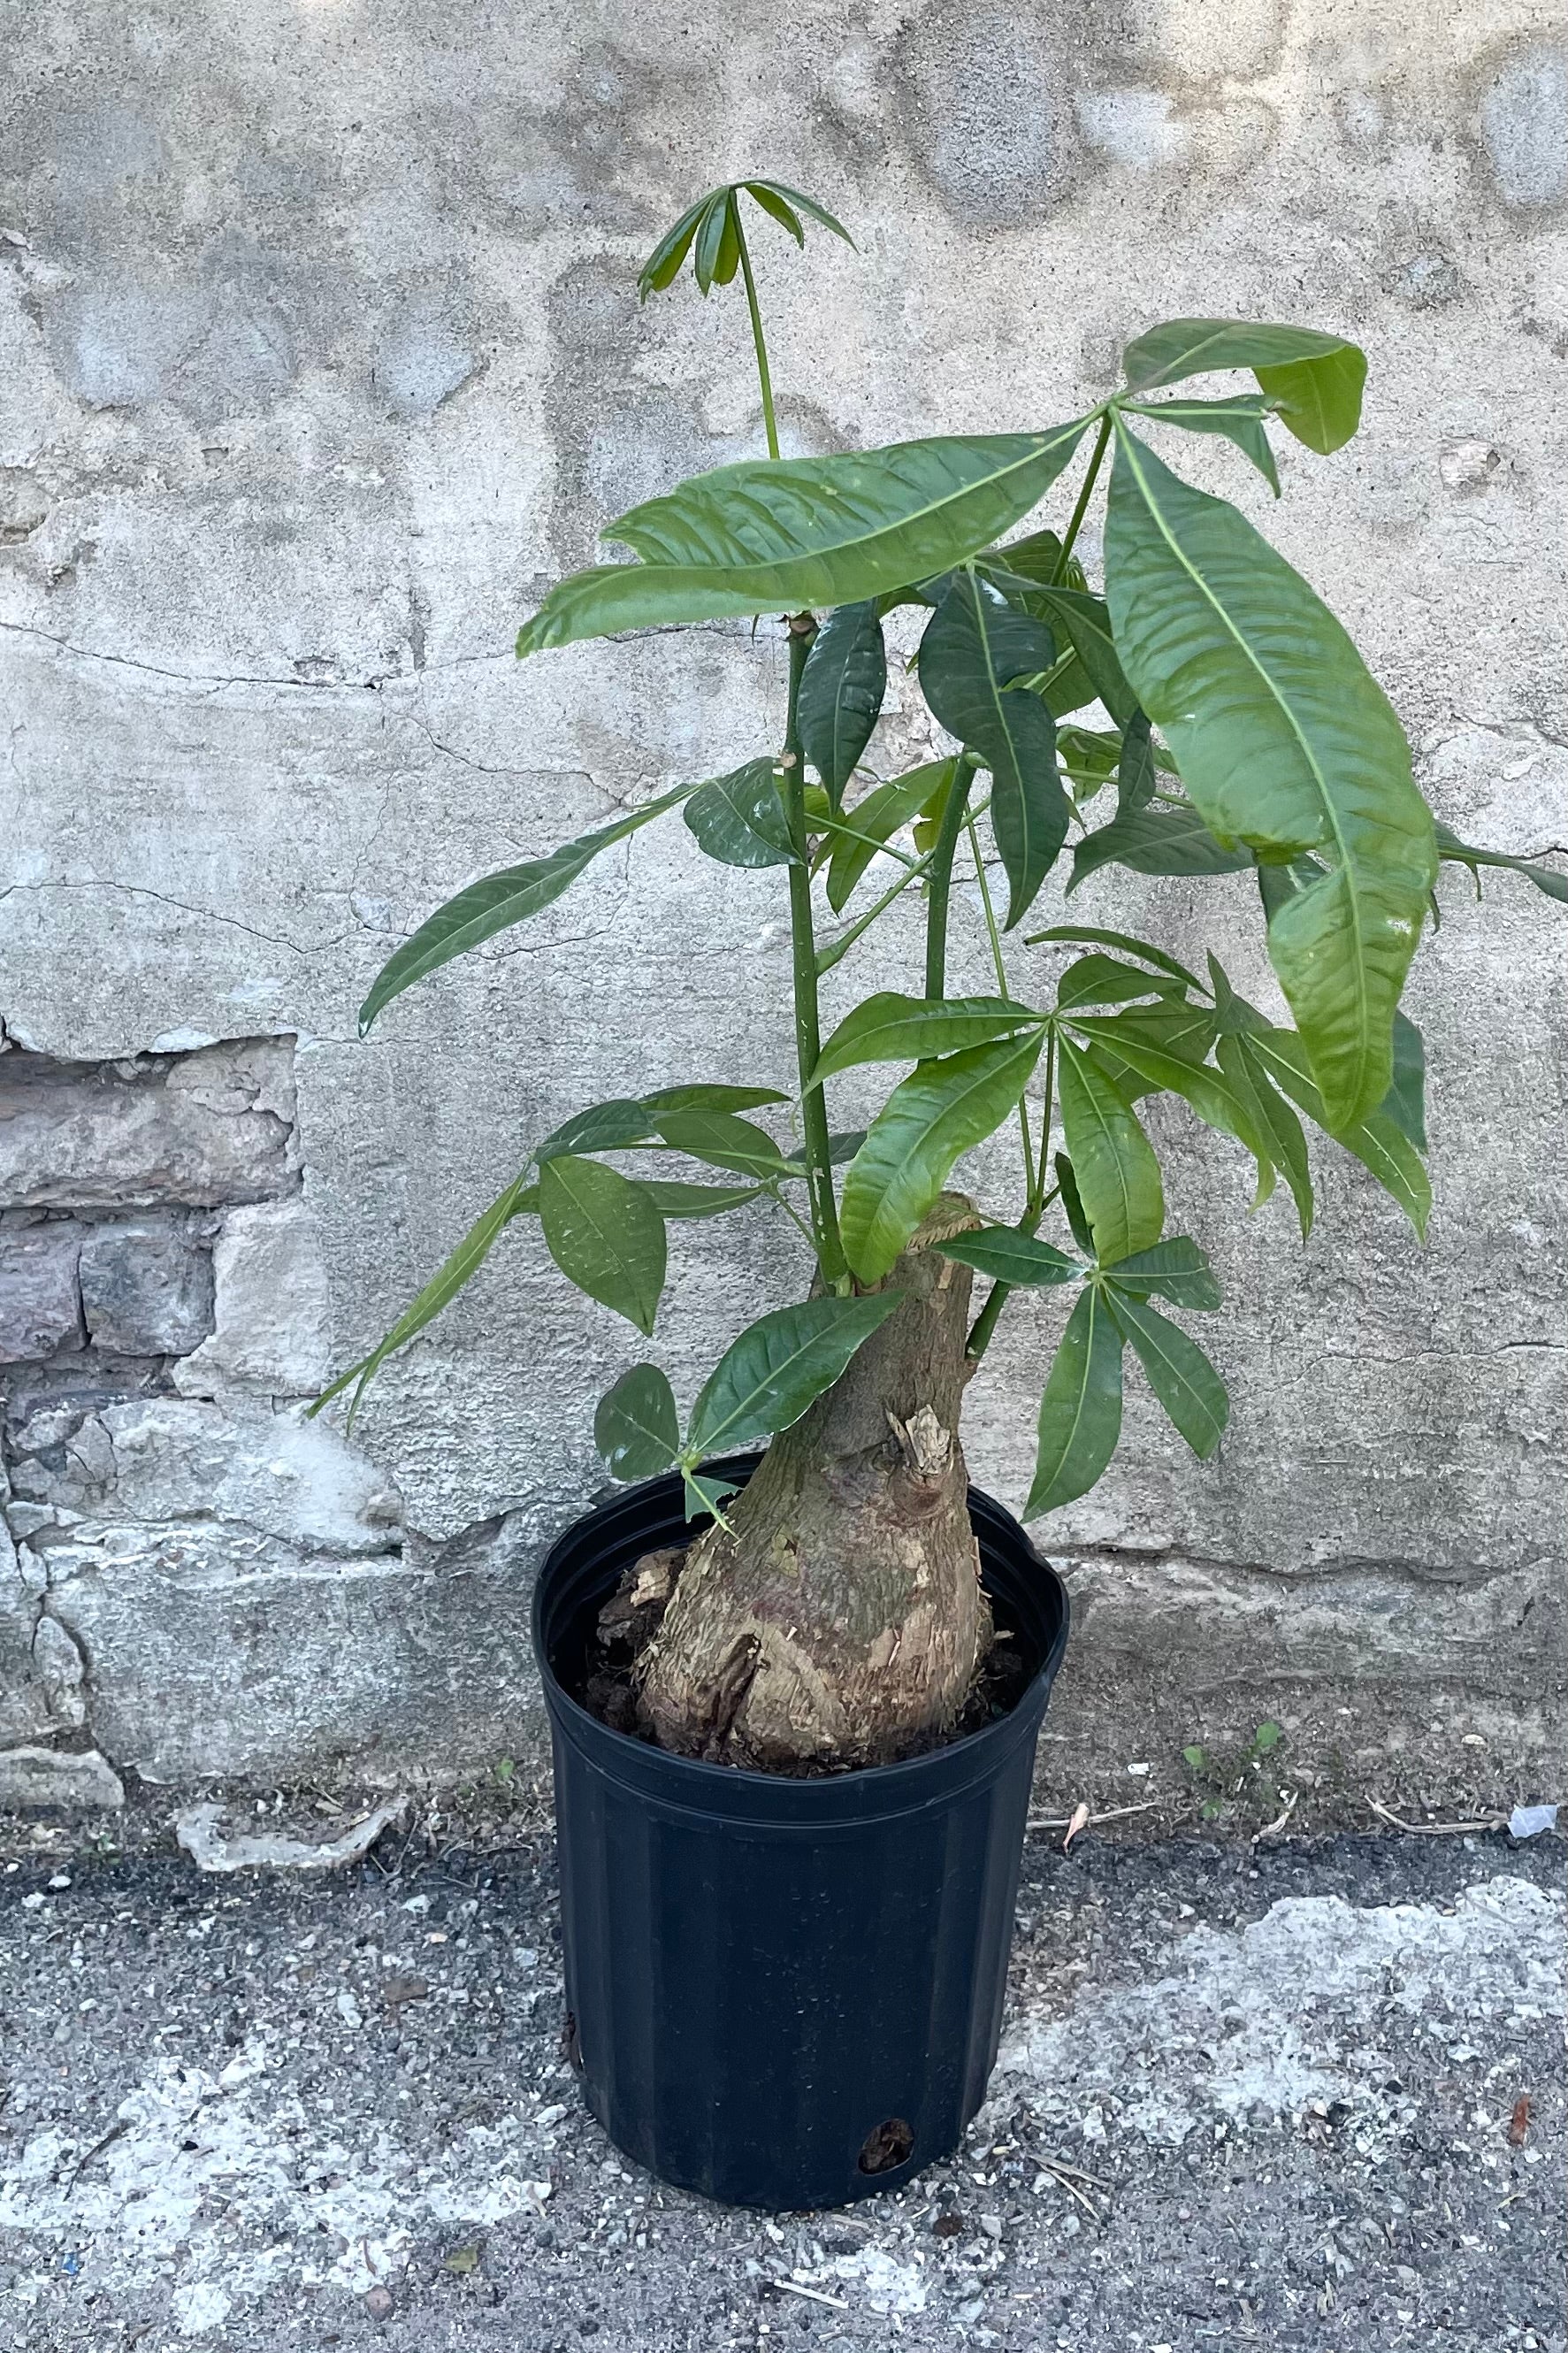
top-left (175, 1199), bottom-right (332, 1399)
top-left (0, 1032), bottom-right (544, 1797)
top-left (0, 1039), bottom-right (298, 1210)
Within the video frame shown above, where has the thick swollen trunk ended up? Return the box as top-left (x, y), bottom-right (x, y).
top-left (637, 1196), bottom-right (989, 1770)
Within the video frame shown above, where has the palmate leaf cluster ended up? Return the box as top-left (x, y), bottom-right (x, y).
top-left (313, 185), bottom-right (1564, 1526)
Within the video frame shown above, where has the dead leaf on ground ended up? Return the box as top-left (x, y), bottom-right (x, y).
top-left (382, 1973), bottom-right (430, 2016)
top-left (1508, 2095), bottom-right (1532, 2147)
top-left (1062, 1801), bottom-right (1090, 1851)
top-left (443, 2243), bottom-right (483, 2274)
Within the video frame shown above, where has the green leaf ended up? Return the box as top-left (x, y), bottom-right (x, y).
top-left (516, 424), bottom-right (1090, 656)
top-left (1251, 1718), bottom-right (1283, 1753)
top-left (742, 182), bottom-right (804, 243)
top-left (539, 1156), bottom-right (667, 1336)
top-left (1054, 724), bottom-right (1121, 802)
top-left (1102, 1238), bottom-right (1221, 1310)
top-left (936, 1228), bottom-right (1083, 1286)
top-left (310, 1169), bottom-right (536, 1426)
top-left (1056, 1038), bottom-right (1165, 1265)
top-left (1025, 923), bottom-right (1204, 993)
top-left (1055, 954), bottom-right (1179, 1011)
top-left (1025, 1286), bottom-right (1125, 1516)
top-left (826, 760), bottom-right (953, 912)
top-left (1253, 349), bottom-right (1369, 457)
top-left (637, 191), bottom-right (715, 299)
top-left (653, 1108), bottom-right (796, 1180)
top-left (986, 526), bottom-right (1084, 590)
top-left (988, 578), bottom-right (1138, 729)
top-left (1121, 318), bottom-right (1368, 454)
top-left (1382, 1008), bottom-right (1426, 1153)
top-left (1245, 1024), bottom-right (1429, 1238)
top-left (785, 1130), bottom-right (866, 1168)
top-left (535, 1099), bottom-right (657, 1161)
top-left (683, 1469), bottom-right (739, 1523)
top-left (359, 781), bottom-right (695, 1031)
top-left (919, 571), bottom-right (1067, 928)
top-left (1054, 1152), bottom-right (1096, 1256)
top-left (594, 1364), bottom-right (681, 1480)
top-left (640, 1084), bottom-right (789, 1115)
top-left (639, 1180), bottom-right (763, 1220)
top-left (685, 1292), bottom-right (901, 1457)
top-left (1106, 1289), bottom-right (1228, 1457)
top-left (1094, 993), bottom-right (1220, 1069)
top-left (743, 178), bottom-right (856, 248)
top-left (1104, 426), bottom-right (1436, 1127)
top-left (798, 602), bottom-right (887, 809)
top-left (685, 757), bottom-right (797, 868)
top-left (1215, 1032), bottom-right (1314, 1237)
top-left (1062, 1009), bottom-right (1271, 1184)
top-left (1068, 801), bottom-right (1253, 893)
top-left (840, 1032), bottom-right (1046, 1282)
top-left (692, 189), bottom-right (738, 294)
top-left (1122, 394), bottom-right (1281, 494)
top-left (812, 992), bottom-right (1044, 1085)
top-left (1116, 709), bottom-right (1158, 812)
top-left (1435, 823), bottom-right (1568, 905)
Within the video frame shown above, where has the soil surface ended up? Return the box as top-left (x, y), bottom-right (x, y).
top-left (2, 1818), bottom-right (1562, 2353)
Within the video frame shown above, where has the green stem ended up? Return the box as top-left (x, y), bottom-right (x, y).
top-left (966, 1026), bottom-right (1059, 1363)
top-left (965, 809), bottom-right (1035, 1200)
top-left (815, 789), bottom-right (993, 977)
top-left (922, 755), bottom-right (974, 999)
top-left (736, 220), bottom-right (780, 463)
top-left (781, 621), bottom-right (848, 1285)
top-left (816, 852), bottom-right (932, 976)
top-left (1052, 412), bottom-right (1113, 584)
top-left (809, 811), bottom-right (920, 871)
top-left (768, 1183), bottom-right (820, 1253)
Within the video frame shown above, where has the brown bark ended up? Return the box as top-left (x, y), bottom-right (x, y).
top-left (637, 1194), bottom-right (989, 1770)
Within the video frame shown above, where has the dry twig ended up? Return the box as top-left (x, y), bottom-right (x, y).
top-left (1368, 1798), bottom-right (1505, 1837)
top-left (1027, 1797), bottom-right (1165, 1833)
top-left (769, 2280), bottom-right (849, 2311)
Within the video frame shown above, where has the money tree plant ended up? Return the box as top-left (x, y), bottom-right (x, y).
top-left (316, 178), bottom-right (1565, 1771)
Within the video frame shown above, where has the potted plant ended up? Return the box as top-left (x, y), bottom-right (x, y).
top-left (314, 180), bottom-right (1565, 2210)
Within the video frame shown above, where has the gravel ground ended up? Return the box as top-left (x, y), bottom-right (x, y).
top-left (0, 1822), bottom-right (1562, 2353)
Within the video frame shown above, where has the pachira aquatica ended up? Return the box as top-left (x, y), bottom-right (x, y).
top-left (315, 176), bottom-right (1563, 1717)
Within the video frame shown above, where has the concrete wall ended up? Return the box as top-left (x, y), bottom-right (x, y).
top-left (1, 0), bottom-right (1564, 1811)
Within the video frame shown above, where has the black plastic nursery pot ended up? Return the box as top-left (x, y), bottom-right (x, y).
top-left (531, 1454), bottom-right (1070, 2212)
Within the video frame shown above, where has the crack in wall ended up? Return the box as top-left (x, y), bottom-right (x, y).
top-left (1050, 1542), bottom-right (1558, 1590)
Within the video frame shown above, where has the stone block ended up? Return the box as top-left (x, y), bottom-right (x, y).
top-left (175, 1198), bottom-right (329, 1396)
top-left (0, 1534), bottom-right (87, 1744)
top-left (79, 1217), bottom-right (215, 1355)
top-left (0, 1222), bottom-right (82, 1361)
top-left (75, 1398), bottom-right (403, 1555)
top-left (0, 1745), bottom-right (125, 1809)
top-left (0, 1039), bottom-right (296, 1210)
top-left (43, 1512), bottom-right (540, 1784)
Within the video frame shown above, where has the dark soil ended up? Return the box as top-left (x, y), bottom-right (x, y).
top-left (572, 1546), bottom-right (1034, 1774)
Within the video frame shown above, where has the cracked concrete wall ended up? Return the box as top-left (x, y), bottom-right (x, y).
top-left (0, 0), bottom-right (1564, 1805)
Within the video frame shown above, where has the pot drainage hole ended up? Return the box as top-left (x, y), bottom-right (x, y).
top-left (859, 2117), bottom-right (914, 2173)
